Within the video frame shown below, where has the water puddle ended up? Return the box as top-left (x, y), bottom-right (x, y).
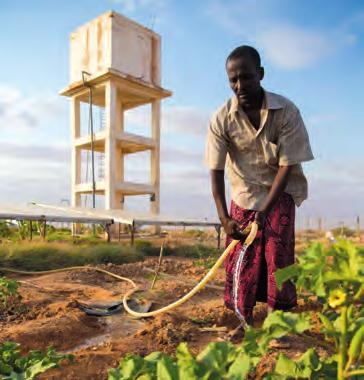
top-left (62, 315), bottom-right (144, 354)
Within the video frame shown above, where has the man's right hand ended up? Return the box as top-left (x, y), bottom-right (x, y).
top-left (221, 217), bottom-right (247, 240)
top-left (210, 170), bottom-right (248, 241)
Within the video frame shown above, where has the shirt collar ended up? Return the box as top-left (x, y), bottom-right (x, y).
top-left (228, 89), bottom-right (284, 122)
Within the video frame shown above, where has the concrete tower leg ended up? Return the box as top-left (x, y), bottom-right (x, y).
top-left (151, 99), bottom-right (161, 235)
top-left (104, 81), bottom-right (123, 239)
top-left (71, 97), bottom-right (82, 235)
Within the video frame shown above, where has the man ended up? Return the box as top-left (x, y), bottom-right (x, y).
top-left (206, 45), bottom-right (314, 340)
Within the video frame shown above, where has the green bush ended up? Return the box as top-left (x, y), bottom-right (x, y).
top-left (134, 240), bottom-right (160, 256)
top-left (0, 245), bottom-right (73, 270)
top-left (83, 245), bottom-right (144, 265)
top-left (63, 234), bottom-right (104, 245)
top-left (0, 243), bottom-right (144, 271)
top-left (171, 244), bottom-right (220, 259)
top-left (133, 241), bottom-right (219, 259)
top-left (181, 229), bottom-right (207, 239)
top-left (331, 227), bottom-right (356, 238)
top-left (46, 229), bottom-right (72, 242)
top-left (0, 222), bottom-right (13, 238)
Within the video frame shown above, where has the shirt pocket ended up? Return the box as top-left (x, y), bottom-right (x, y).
top-left (263, 141), bottom-right (279, 166)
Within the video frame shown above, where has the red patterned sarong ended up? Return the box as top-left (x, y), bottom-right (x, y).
top-left (224, 192), bottom-right (297, 322)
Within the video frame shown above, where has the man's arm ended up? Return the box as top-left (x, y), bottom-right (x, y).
top-left (255, 165), bottom-right (294, 226)
top-left (211, 169), bottom-right (246, 240)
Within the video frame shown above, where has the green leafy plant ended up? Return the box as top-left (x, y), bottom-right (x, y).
top-left (108, 310), bottom-right (355, 380)
top-left (0, 277), bottom-right (26, 321)
top-left (0, 277), bottom-right (19, 308)
top-left (108, 311), bottom-right (314, 380)
top-left (265, 349), bottom-right (337, 380)
top-left (108, 342), bottom-right (244, 380)
top-left (276, 240), bottom-right (364, 379)
top-left (0, 341), bottom-right (73, 379)
top-left (17, 221), bottom-right (30, 240)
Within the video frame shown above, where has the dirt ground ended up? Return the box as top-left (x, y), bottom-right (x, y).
top-left (0, 256), bottom-right (331, 379)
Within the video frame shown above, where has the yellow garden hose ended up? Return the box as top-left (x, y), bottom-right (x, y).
top-left (123, 221), bottom-right (258, 318)
top-left (0, 222), bottom-right (258, 319)
top-left (0, 266), bottom-right (136, 288)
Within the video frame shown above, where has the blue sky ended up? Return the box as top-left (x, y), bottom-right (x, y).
top-left (0, 0), bottom-right (363, 229)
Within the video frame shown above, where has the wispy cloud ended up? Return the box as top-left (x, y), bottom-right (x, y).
top-left (0, 142), bottom-right (69, 163)
top-left (111, 0), bottom-right (166, 13)
top-left (161, 146), bottom-right (203, 163)
top-left (298, 175), bottom-right (364, 228)
top-left (0, 153), bottom-right (70, 204)
top-left (207, 0), bottom-right (357, 69)
top-left (311, 160), bottom-right (364, 185)
top-left (125, 104), bottom-right (210, 136)
top-left (0, 85), bottom-right (65, 130)
top-left (163, 106), bottom-right (210, 136)
top-left (0, 176), bottom-right (70, 204)
top-left (256, 25), bottom-right (333, 69)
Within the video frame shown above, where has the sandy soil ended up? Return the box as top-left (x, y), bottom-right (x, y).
top-left (0, 257), bottom-right (331, 379)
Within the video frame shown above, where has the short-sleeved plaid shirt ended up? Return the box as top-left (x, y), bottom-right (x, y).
top-left (205, 90), bottom-right (314, 210)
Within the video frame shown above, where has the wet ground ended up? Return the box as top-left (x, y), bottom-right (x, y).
top-left (0, 257), bottom-right (330, 379)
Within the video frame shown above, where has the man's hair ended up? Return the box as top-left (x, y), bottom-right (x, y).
top-left (226, 45), bottom-right (261, 68)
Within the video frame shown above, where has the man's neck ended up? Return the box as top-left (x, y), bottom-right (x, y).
top-left (240, 88), bottom-right (264, 113)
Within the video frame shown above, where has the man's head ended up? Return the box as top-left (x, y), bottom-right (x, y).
top-left (226, 45), bottom-right (264, 108)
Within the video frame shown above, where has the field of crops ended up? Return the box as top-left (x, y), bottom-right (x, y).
top-left (0, 227), bottom-right (363, 379)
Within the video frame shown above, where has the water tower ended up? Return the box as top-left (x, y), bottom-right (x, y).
top-left (60, 11), bottom-right (171, 217)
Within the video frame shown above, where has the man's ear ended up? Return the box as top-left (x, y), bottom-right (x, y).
top-left (259, 67), bottom-right (264, 81)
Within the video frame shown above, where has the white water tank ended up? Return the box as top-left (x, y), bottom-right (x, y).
top-left (69, 11), bottom-right (161, 86)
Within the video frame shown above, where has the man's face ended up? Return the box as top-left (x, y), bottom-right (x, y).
top-left (226, 56), bottom-right (263, 108)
